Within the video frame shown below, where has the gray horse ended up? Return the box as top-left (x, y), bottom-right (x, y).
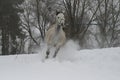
top-left (45, 12), bottom-right (66, 58)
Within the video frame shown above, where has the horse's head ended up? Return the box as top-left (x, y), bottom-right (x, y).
top-left (56, 12), bottom-right (65, 27)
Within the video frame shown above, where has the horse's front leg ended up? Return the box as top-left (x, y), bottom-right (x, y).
top-left (46, 46), bottom-right (51, 59)
top-left (53, 46), bottom-right (60, 58)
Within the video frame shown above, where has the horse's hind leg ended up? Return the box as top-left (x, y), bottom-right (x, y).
top-left (53, 47), bottom-right (60, 58)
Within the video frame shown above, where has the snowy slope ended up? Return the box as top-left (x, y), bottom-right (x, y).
top-left (0, 41), bottom-right (120, 80)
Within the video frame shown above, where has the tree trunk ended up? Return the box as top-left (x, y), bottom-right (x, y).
top-left (1, 26), bottom-right (9, 55)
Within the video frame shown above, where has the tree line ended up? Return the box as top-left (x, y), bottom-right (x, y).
top-left (0, 0), bottom-right (120, 55)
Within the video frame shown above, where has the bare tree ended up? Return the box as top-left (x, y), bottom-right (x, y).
top-left (63, 0), bottom-right (103, 47)
top-left (19, 0), bottom-right (56, 53)
top-left (34, 0), bottom-right (50, 41)
top-left (20, 0), bottom-right (39, 45)
top-left (94, 0), bottom-right (120, 47)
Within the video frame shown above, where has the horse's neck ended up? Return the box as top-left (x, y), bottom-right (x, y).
top-left (55, 24), bottom-right (63, 34)
top-left (56, 25), bottom-right (61, 32)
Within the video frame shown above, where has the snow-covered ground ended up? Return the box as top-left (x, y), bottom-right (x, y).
top-left (0, 40), bottom-right (120, 80)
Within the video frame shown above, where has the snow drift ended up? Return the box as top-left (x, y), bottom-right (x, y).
top-left (0, 40), bottom-right (120, 80)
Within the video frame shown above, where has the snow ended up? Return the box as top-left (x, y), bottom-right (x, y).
top-left (0, 40), bottom-right (120, 80)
